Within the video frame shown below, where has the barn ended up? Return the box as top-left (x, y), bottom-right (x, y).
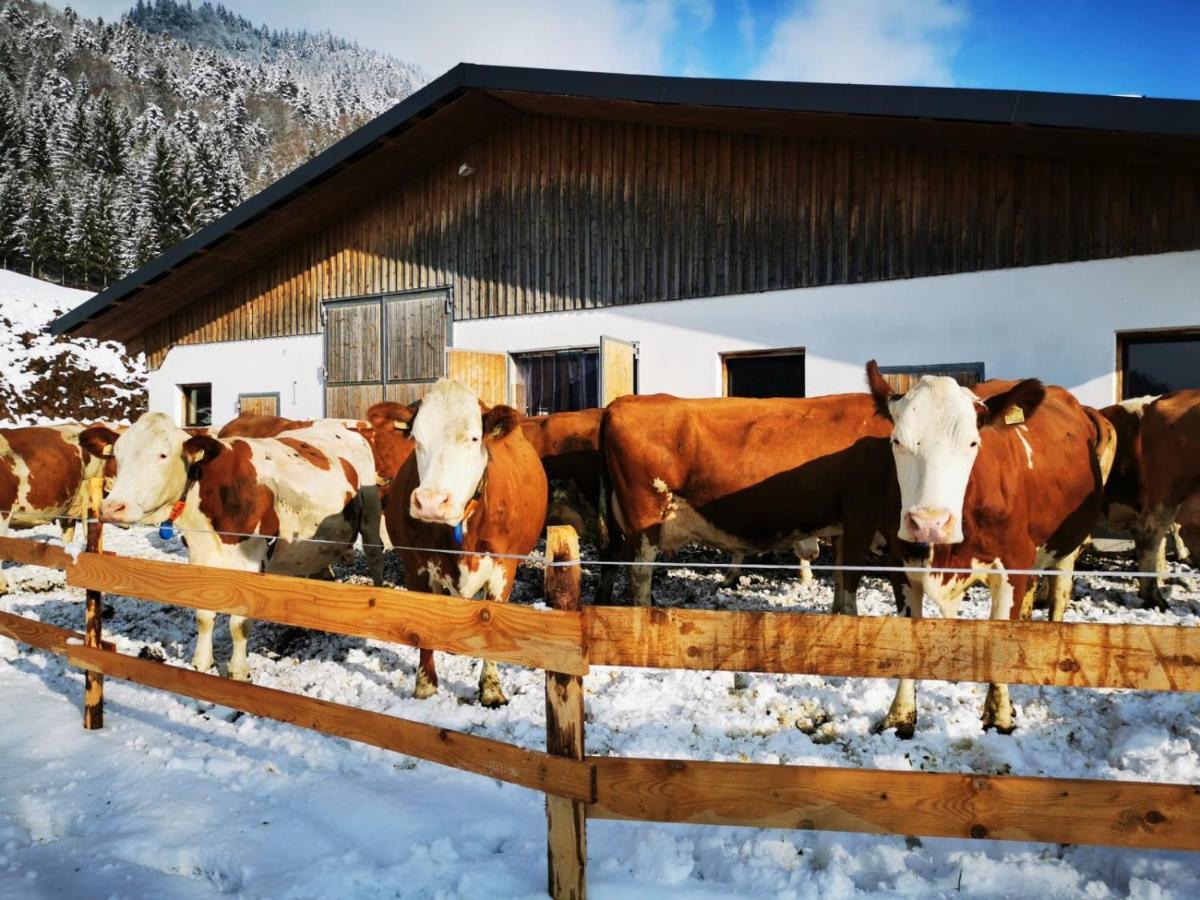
top-left (50, 64), bottom-right (1200, 427)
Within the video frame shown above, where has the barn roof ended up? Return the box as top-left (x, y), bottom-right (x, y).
top-left (51, 63), bottom-right (1200, 338)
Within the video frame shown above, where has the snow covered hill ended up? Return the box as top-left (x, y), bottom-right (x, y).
top-left (0, 269), bottom-right (145, 425)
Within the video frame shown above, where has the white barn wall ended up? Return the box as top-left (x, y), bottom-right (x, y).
top-left (454, 250), bottom-right (1200, 409)
top-left (147, 250), bottom-right (1199, 422)
top-left (148, 334), bottom-right (324, 424)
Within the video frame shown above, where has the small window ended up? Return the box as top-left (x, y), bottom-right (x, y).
top-left (512, 348), bottom-right (599, 415)
top-left (723, 349), bottom-right (805, 398)
top-left (1120, 331), bottom-right (1200, 399)
top-left (876, 362), bottom-right (985, 394)
top-left (181, 384), bottom-right (212, 428)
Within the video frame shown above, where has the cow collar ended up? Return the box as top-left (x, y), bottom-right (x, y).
top-left (159, 463), bottom-right (202, 540)
top-left (452, 470), bottom-right (488, 546)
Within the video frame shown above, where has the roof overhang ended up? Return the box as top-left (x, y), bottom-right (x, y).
top-left (52, 63), bottom-right (1200, 341)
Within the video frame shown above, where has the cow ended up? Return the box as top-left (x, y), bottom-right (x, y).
top-left (866, 362), bottom-right (1116, 736)
top-left (88, 412), bottom-right (385, 681)
top-left (519, 409), bottom-right (605, 545)
top-left (383, 380), bottom-right (547, 707)
top-left (600, 392), bottom-right (895, 609)
top-left (1100, 390), bottom-right (1200, 609)
top-left (0, 424), bottom-right (119, 592)
top-left (362, 402), bottom-right (419, 505)
top-left (217, 414), bottom-right (314, 438)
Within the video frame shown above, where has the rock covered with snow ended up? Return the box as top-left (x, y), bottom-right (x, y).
top-left (0, 268), bottom-right (146, 425)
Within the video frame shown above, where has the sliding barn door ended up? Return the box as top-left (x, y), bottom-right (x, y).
top-left (323, 288), bottom-right (449, 418)
top-left (447, 349), bottom-right (510, 407)
top-left (599, 336), bottom-right (637, 406)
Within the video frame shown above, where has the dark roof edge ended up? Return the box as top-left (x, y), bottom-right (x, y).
top-left (51, 63), bottom-right (1200, 335)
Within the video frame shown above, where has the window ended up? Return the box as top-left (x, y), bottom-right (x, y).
top-left (723, 349), bottom-right (805, 398)
top-left (512, 348), bottom-right (599, 414)
top-left (1119, 330), bottom-right (1200, 399)
top-left (181, 384), bottom-right (212, 428)
top-left (875, 361), bottom-right (985, 394)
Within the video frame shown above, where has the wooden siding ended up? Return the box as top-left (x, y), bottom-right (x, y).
top-left (446, 349), bottom-right (509, 406)
top-left (138, 112), bottom-right (1200, 368)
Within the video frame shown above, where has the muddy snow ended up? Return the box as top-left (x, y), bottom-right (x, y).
top-left (2, 525), bottom-right (1199, 898)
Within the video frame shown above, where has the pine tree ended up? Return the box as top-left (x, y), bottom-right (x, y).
top-left (89, 93), bottom-right (126, 176)
top-left (0, 167), bottom-right (23, 269)
top-left (0, 78), bottom-right (19, 168)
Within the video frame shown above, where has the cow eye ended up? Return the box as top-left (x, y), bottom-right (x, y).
top-left (159, 453), bottom-right (167, 459)
top-left (969, 440), bottom-right (979, 448)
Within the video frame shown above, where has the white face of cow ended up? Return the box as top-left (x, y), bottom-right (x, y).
top-left (866, 361), bottom-right (1045, 546)
top-left (886, 377), bottom-right (982, 544)
top-left (408, 380), bottom-right (502, 526)
top-left (100, 412), bottom-right (189, 525)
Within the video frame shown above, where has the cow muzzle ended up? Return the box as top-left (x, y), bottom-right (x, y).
top-left (901, 507), bottom-right (958, 544)
top-left (409, 488), bottom-right (462, 525)
top-left (100, 498), bottom-right (135, 524)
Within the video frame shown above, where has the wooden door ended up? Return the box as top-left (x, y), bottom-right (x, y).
top-left (237, 393), bottom-right (280, 416)
top-left (323, 289), bottom-right (448, 419)
top-left (877, 362), bottom-right (985, 394)
top-left (447, 349), bottom-right (510, 407)
top-left (599, 336), bottom-right (636, 406)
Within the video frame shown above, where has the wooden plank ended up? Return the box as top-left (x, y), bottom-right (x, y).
top-left (0, 609), bottom-right (79, 656)
top-left (0, 536), bottom-right (70, 570)
top-left (66, 553), bottom-right (587, 676)
top-left (67, 643), bottom-right (594, 801)
top-left (588, 756), bottom-right (1200, 851)
top-left (544, 526), bottom-right (588, 900)
top-left (584, 606), bottom-right (1200, 691)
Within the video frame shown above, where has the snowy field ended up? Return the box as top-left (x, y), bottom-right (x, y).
top-left (3, 525), bottom-right (1200, 899)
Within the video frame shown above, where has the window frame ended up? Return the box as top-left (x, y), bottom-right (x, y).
top-left (180, 383), bottom-right (213, 428)
top-left (511, 345), bottom-right (601, 415)
top-left (1116, 326), bottom-right (1200, 401)
top-left (720, 346), bottom-right (807, 399)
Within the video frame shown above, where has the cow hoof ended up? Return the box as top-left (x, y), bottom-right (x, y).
top-left (228, 669), bottom-right (251, 683)
top-left (478, 686), bottom-right (509, 708)
top-left (873, 712), bottom-right (916, 740)
top-left (981, 701), bottom-right (1016, 734)
top-left (192, 657), bottom-right (214, 675)
top-left (413, 680), bottom-right (438, 700)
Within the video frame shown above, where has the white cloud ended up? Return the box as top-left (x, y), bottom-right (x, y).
top-left (752, 0), bottom-right (967, 87)
top-left (65, 1), bottom-right (714, 81)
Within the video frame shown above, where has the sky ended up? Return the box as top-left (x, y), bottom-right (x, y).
top-left (71, 0), bottom-right (1200, 100)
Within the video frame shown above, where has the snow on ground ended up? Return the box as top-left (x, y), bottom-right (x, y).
top-left (0, 269), bottom-right (146, 425)
top-left (3, 527), bottom-right (1200, 898)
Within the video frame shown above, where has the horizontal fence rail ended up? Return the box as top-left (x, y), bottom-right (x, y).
top-left (2, 520), bottom-right (1200, 899)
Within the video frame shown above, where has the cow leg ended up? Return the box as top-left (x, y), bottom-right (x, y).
top-left (876, 581), bottom-right (923, 738)
top-left (59, 517), bottom-right (77, 545)
top-left (227, 616), bottom-right (253, 682)
top-left (721, 553), bottom-right (745, 588)
top-left (798, 559), bottom-right (813, 584)
top-left (477, 561), bottom-right (516, 708)
top-left (629, 532), bottom-right (658, 607)
top-left (1134, 508), bottom-right (1174, 611)
top-left (414, 574), bottom-right (440, 699)
top-left (1048, 549), bottom-right (1080, 623)
top-left (981, 571), bottom-right (1025, 734)
top-left (1170, 523), bottom-right (1190, 563)
top-left (831, 536), bottom-right (864, 616)
top-left (193, 609), bottom-right (217, 674)
top-left (357, 485), bottom-right (386, 587)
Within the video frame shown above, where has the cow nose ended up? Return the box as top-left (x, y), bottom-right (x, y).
top-left (410, 489), bottom-right (452, 521)
top-left (100, 499), bottom-right (126, 523)
top-left (904, 507), bottom-right (955, 544)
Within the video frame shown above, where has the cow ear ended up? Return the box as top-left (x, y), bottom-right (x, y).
top-left (865, 359), bottom-right (900, 420)
top-left (79, 425), bottom-right (120, 458)
top-left (182, 434), bottom-right (224, 466)
top-left (482, 404), bottom-right (520, 440)
top-left (367, 400), bottom-right (418, 431)
top-left (978, 379), bottom-right (1046, 429)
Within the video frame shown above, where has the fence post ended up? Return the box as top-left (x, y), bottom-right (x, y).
top-left (544, 525), bottom-right (587, 900)
top-left (83, 476), bottom-right (105, 730)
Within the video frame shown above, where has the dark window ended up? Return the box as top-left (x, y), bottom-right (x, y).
top-left (724, 350), bottom-right (805, 398)
top-left (181, 384), bottom-right (212, 428)
top-left (876, 361), bottom-right (985, 394)
top-left (1121, 333), bottom-right (1200, 398)
top-left (513, 348), bottom-right (598, 414)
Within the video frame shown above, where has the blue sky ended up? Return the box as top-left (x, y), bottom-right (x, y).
top-left (74, 0), bottom-right (1200, 99)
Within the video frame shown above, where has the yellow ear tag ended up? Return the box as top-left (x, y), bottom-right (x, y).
top-left (1004, 407), bottom-right (1025, 425)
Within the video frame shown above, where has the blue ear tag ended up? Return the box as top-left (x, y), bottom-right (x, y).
top-left (452, 521), bottom-right (464, 546)
top-left (159, 520), bottom-right (176, 540)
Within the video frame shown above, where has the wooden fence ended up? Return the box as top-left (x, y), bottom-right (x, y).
top-left (2, 514), bottom-right (1200, 898)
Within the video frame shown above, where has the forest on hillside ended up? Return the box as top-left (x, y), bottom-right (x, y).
top-left (0, 0), bottom-right (424, 291)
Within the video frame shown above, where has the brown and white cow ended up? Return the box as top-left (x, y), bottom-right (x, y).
top-left (867, 362), bottom-right (1116, 735)
top-left (384, 380), bottom-right (547, 707)
top-left (1100, 390), bottom-right (1200, 609)
top-left (91, 412), bottom-right (385, 681)
top-left (601, 392), bottom-right (894, 609)
top-left (0, 424), bottom-right (119, 591)
top-left (217, 414), bottom-right (314, 439)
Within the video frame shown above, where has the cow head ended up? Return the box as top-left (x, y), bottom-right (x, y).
top-left (407, 380), bottom-right (519, 526)
top-left (100, 413), bottom-right (222, 524)
top-left (866, 360), bottom-right (1045, 545)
